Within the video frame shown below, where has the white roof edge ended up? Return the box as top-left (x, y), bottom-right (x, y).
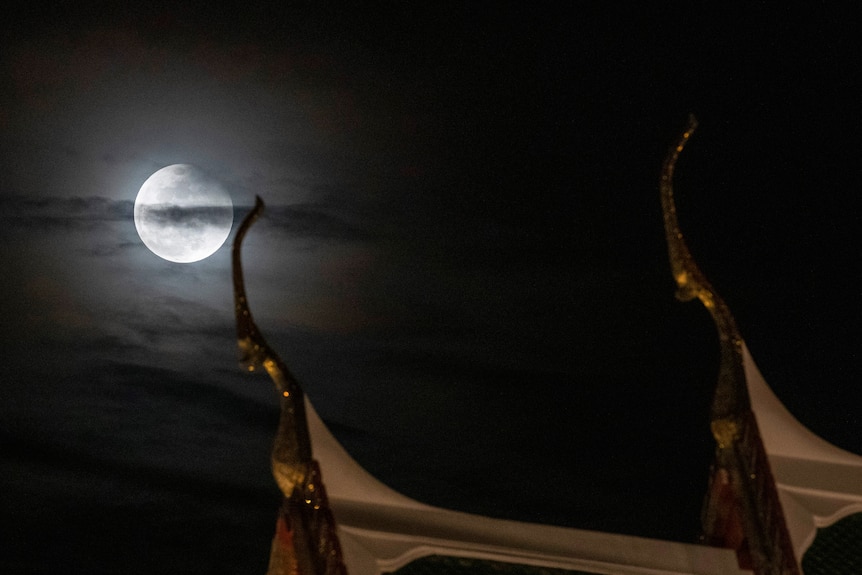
top-left (335, 505), bottom-right (750, 575)
top-left (306, 398), bottom-right (433, 511)
top-left (306, 398), bottom-right (749, 575)
top-left (743, 342), bottom-right (862, 561)
top-left (742, 343), bottom-right (862, 466)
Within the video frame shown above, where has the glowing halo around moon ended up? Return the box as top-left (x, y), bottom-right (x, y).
top-left (134, 164), bottom-right (233, 263)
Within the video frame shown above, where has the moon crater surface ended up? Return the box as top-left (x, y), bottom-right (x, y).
top-left (134, 164), bottom-right (233, 263)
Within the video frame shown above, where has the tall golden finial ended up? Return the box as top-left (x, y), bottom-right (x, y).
top-left (661, 118), bottom-right (799, 574)
top-left (660, 114), bottom-right (747, 444)
top-left (233, 196), bottom-right (347, 575)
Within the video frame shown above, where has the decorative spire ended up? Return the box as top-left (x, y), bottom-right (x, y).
top-left (660, 114), bottom-right (748, 442)
top-left (233, 196), bottom-right (347, 575)
top-left (661, 117), bottom-right (799, 575)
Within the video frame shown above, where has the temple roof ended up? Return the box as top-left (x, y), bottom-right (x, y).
top-left (1, 4), bottom-right (858, 573)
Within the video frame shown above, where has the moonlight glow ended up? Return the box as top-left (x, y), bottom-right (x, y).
top-left (134, 164), bottom-right (233, 263)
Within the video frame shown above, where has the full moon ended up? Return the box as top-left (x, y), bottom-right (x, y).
top-left (134, 164), bottom-right (233, 263)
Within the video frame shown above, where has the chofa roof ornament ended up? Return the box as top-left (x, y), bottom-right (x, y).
top-left (233, 196), bottom-right (347, 575)
top-left (661, 115), bottom-right (799, 575)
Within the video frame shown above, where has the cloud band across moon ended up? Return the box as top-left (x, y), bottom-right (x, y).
top-left (137, 204), bottom-right (234, 227)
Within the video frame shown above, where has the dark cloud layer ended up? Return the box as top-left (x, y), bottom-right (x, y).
top-left (0, 194), bottom-right (132, 221)
top-left (3, 384), bottom-right (279, 574)
top-left (137, 203), bottom-right (233, 228)
top-left (238, 202), bottom-right (375, 242)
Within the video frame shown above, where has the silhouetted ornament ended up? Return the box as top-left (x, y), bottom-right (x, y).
top-left (661, 115), bottom-right (799, 575)
top-left (233, 196), bottom-right (347, 575)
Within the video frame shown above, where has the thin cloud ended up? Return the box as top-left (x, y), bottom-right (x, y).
top-left (0, 194), bottom-right (133, 223)
top-left (233, 202), bottom-right (375, 243)
top-left (137, 204), bottom-right (232, 227)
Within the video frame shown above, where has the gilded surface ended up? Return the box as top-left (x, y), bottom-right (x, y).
top-left (233, 196), bottom-right (347, 575)
top-left (659, 114), bottom-right (748, 434)
top-left (662, 117), bottom-right (800, 575)
top-left (233, 196), bottom-right (313, 495)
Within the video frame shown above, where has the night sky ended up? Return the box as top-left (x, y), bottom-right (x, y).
top-left (1, 4), bottom-right (859, 574)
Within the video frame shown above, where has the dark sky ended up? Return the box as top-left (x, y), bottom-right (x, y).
top-left (1, 3), bottom-right (859, 573)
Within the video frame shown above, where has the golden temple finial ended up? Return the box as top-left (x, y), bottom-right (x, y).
top-left (661, 118), bottom-right (800, 574)
top-left (233, 196), bottom-right (347, 575)
top-left (660, 114), bottom-right (747, 431)
top-left (233, 196), bottom-right (313, 492)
